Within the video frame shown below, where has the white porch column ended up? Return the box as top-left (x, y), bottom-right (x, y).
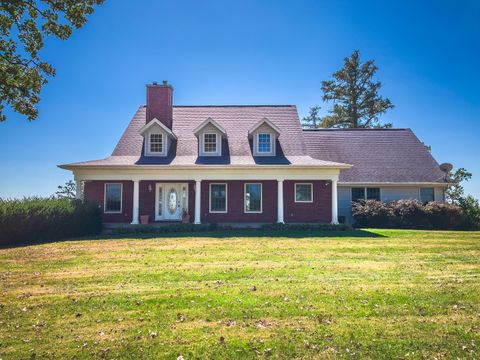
top-left (131, 180), bottom-right (140, 225)
top-left (277, 179), bottom-right (284, 223)
top-left (331, 179), bottom-right (338, 224)
top-left (194, 180), bottom-right (201, 224)
top-left (75, 180), bottom-right (83, 200)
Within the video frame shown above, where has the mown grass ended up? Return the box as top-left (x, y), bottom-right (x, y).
top-left (0, 229), bottom-right (479, 359)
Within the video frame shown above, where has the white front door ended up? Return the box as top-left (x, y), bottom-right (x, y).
top-left (155, 183), bottom-right (188, 221)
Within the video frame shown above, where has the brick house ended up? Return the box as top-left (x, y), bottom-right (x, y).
top-left (59, 82), bottom-right (449, 225)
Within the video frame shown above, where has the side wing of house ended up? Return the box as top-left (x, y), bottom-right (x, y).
top-left (304, 129), bottom-right (449, 224)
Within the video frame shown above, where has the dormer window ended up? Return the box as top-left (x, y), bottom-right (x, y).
top-left (257, 133), bottom-right (272, 153)
top-left (194, 118), bottom-right (226, 157)
top-left (150, 133), bottom-right (163, 153)
top-left (204, 133), bottom-right (218, 153)
top-left (138, 118), bottom-right (177, 157)
top-left (249, 118), bottom-right (280, 157)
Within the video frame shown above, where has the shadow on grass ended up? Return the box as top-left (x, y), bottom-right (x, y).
top-left (0, 229), bottom-right (385, 249)
top-left (92, 229), bottom-right (385, 240)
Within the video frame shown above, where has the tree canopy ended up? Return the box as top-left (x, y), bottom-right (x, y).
top-left (320, 50), bottom-right (394, 128)
top-left (0, 0), bottom-right (104, 122)
top-left (446, 167), bottom-right (472, 205)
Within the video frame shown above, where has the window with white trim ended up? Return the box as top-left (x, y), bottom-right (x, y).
top-left (104, 183), bottom-right (122, 213)
top-left (149, 133), bottom-right (163, 153)
top-left (245, 183), bottom-right (262, 213)
top-left (257, 133), bottom-right (272, 153)
top-left (204, 133), bottom-right (217, 153)
top-left (352, 187), bottom-right (380, 201)
top-left (295, 183), bottom-right (313, 202)
top-left (210, 183), bottom-right (227, 212)
top-left (420, 188), bottom-right (435, 203)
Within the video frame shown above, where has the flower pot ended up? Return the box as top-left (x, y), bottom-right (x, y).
top-left (140, 215), bottom-right (150, 224)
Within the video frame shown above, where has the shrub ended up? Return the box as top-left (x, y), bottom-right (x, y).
top-left (352, 200), bottom-right (466, 230)
top-left (0, 197), bottom-right (102, 246)
top-left (425, 202), bottom-right (466, 230)
top-left (391, 200), bottom-right (431, 229)
top-left (352, 200), bottom-right (395, 228)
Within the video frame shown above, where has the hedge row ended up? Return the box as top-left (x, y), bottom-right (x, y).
top-left (0, 198), bottom-right (103, 246)
top-left (111, 222), bottom-right (352, 235)
top-left (352, 200), bottom-right (470, 230)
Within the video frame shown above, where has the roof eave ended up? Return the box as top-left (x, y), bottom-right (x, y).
top-left (58, 163), bottom-right (352, 171)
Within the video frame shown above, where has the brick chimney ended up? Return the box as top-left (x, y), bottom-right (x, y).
top-left (146, 80), bottom-right (173, 128)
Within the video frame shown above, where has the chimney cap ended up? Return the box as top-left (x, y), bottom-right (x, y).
top-left (147, 80), bottom-right (172, 88)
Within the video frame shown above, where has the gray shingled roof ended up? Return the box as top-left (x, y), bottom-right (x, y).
top-left (61, 105), bottom-right (349, 168)
top-left (304, 129), bottom-right (447, 183)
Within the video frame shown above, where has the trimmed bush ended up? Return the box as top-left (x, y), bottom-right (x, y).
top-left (0, 197), bottom-right (102, 246)
top-left (352, 200), bottom-right (466, 230)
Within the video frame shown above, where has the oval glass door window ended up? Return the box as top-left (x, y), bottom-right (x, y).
top-left (168, 188), bottom-right (177, 214)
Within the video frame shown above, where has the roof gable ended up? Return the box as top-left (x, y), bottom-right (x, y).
top-left (193, 117), bottom-right (227, 136)
top-left (248, 117), bottom-right (281, 136)
top-left (138, 118), bottom-right (177, 139)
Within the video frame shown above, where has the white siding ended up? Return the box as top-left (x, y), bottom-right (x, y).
top-left (382, 187), bottom-right (421, 202)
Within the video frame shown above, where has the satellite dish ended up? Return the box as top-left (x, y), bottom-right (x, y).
top-left (439, 163), bottom-right (453, 173)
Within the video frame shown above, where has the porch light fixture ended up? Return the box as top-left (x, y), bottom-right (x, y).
top-left (148, 184), bottom-right (152, 192)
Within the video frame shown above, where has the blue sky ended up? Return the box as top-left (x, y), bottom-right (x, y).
top-left (0, 0), bottom-right (479, 198)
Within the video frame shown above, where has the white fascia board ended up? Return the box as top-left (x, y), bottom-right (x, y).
top-left (72, 166), bottom-right (341, 182)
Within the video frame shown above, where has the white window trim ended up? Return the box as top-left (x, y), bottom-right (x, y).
top-left (104, 183), bottom-right (123, 214)
top-left (209, 183), bottom-right (228, 213)
top-left (419, 187), bottom-right (435, 203)
top-left (244, 183), bottom-right (263, 213)
top-left (201, 132), bottom-right (221, 156)
top-left (149, 133), bottom-right (164, 154)
top-left (145, 131), bottom-right (167, 157)
top-left (350, 187), bottom-right (382, 201)
top-left (255, 132), bottom-right (275, 156)
top-left (294, 183), bottom-right (313, 203)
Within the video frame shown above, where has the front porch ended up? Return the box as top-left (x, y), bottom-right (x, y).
top-left (75, 167), bottom-right (340, 225)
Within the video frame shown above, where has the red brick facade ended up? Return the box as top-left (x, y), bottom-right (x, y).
top-left (201, 180), bottom-right (277, 223)
top-left (83, 179), bottom-right (332, 224)
top-left (283, 180), bottom-right (332, 223)
top-left (84, 180), bottom-right (134, 223)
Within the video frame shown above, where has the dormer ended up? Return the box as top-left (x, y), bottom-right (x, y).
top-left (248, 118), bottom-right (281, 156)
top-left (193, 117), bottom-right (227, 157)
top-left (139, 118), bottom-right (177, 157)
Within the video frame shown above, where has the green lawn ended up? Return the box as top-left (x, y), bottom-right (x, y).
top-left (0, 229), bottom-right (479, 359)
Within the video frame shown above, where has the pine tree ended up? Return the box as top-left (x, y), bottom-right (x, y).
top-left (320, 50), bottom-right (394, 128)
top-left (302, 106), bottom-right (321, 129)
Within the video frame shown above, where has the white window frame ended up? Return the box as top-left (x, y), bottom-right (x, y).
top-left (244, 183), bottom-right (263, 213)
top-left (201, 132), bottom-right (221, 156)
top-left (255, 132), bottom-right (275, 156)
top-left (350, 187), bottom-right (382, 201)
top-left (144, 130), bottom-right (167, 157)
top-left (104, 183), bottom-right (123, 214)
top-left (149, 133), bottom-right (164, 154)
top-left (209, 183), bottom-right (228, 213)
top-left (294, 183), bottom-right (313, 203)
top-left (419, 187), bottom-right (435, 203)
